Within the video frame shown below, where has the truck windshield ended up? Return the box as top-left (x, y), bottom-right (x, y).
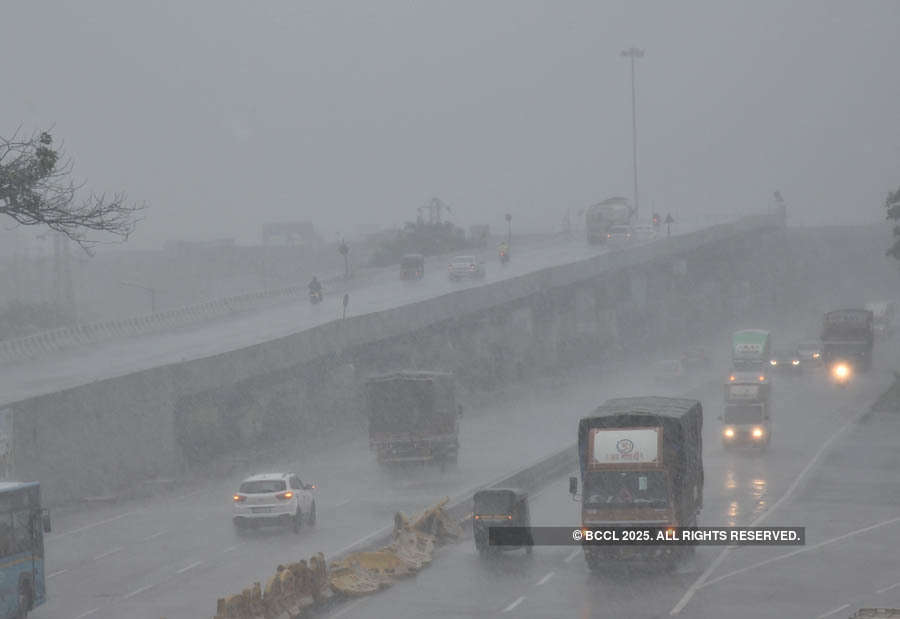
top-left (583, 471), bottom-right (668, 508)
top-left (724, 405), bottom-right (764, 424)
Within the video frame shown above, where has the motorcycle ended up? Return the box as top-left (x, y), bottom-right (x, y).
top-left (309, 289), bottom-right (323, 305)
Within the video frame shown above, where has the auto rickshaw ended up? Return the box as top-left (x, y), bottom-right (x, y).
top-left (400, 254), bottom-right (425, 280)
top-left (472, 488), bottom-right (532, 556)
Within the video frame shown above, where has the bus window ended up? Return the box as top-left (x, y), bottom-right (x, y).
top-left (13, 509), bottom-right (33, 553)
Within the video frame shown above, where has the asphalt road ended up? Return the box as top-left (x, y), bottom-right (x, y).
top-left (324, 338), bottom-right (900, 619)
top-left (32, 304), bottom-right (718, 619)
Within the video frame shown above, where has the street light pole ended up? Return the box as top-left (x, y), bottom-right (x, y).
top-left (620, 47), bottom-right (644, 221)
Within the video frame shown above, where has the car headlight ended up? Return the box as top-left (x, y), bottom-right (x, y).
top-left (752, 427), bottom-right (764, 438)
top-left (834, 364), bottom-right (850, 378)
top-left (770, 360), bottom-right (778, 366)
top-left (792, 359), bottom-right (800, 366)
top-left (723, 428), bottom-right (735, 438)
top-left (812, 352), bottom-right (820, 359)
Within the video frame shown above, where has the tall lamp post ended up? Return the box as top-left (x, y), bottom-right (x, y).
top-left (620, 47), bottom-right (644, 221)
top-left (505, 213), bottom-right (512, 245)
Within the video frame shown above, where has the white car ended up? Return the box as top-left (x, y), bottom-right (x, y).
top-left (448, 255), bottom-right (486, 281)
top-left (232, 472), bottom-right (316, 533)
top-left (632, 225), bottom-right (657, 242)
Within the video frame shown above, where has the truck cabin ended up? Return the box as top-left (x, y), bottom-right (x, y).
top-left (731, 330), bottom-right (772, 373)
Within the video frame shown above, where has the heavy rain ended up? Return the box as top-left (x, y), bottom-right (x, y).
top-left (1, 2), bottom-right (899, 619)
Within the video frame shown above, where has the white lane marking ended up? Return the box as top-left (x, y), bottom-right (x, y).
top-left (564, 548), bottom-right (581, 563)
top-left (47, 568), bottom-right (68, 579)
top-left (224, 544), bottom-right (240, 552)
top-left (700, 516), bottom-right (900, 590)
top-left (334, 498), bottom-right (352, 509)
top-left (51, 510), bottom-right (139, 539)
top-left (93, 546), bottom-right (124, 561)
top-left (142, 530), bottom-right (165, 541)
top-left (74, 608), bottom-right (100, 619)
top-left (877, 581), bottom-right (900, 594)
top-left (122, 583), bottom-right (154, 600)
top-left (330, 597), bottom-right (365, 618)
top-left (176, 560), bottom-right (204, 574)
top-left (502, 596), bottom-right (526, 613)
top-left (817, 603), bottom-right (850, 619)
top-left (670, 405), bottom-right (869, 615)
top-left (535, 572), bottom-right (554, 586)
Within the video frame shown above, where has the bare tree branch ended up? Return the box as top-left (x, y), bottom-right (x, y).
top-left (0, 129), bottom-right (146, 254)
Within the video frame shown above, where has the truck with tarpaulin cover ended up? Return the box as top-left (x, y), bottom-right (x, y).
top-left (569, 397), bottom-right (704, 569)
top-left (364, 371), bottom-right (460, 469)
top-left (865, 301), bottom-right (895, 339)
top-left (821, 309), bottom-right (874, 372)
top-left (584, 197), bottom-right (634, 245)
top-left (721, 371), bottom-right (772, 449)
top-left (731, 329), bottom-right (772, 373)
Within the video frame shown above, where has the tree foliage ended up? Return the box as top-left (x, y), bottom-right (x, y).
top-left (0, 129), bottom-right (145, 253)
top-left (886, 186), bottom-right (900, 262)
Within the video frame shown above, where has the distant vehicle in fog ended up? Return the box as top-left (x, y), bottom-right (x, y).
top-left (448, 255), bottom-right (486, 281)
top-left (721, 373), bottom-right (772, 450)
top-left (865, 301), bottom-right (896, 339)
top-left (731, 329), bottom-right (772, 374)
top-left (820, 309), bottom-right (874, 372)
top-left (232, 473), bottom-right (316, 534)
top-left (605, 225), bottom-right (633, 246)
top-left (585, 197), bottom-right (633, 245)
top-left (768, 348), bottom-right (801, 374)
top-left (632, 224), bottom-right (658, 242)
top-left (794, 340), bottom-right (823, 368)
top-left (400, 254), bottom-right (425, 280)
top-left (0, 482), bottom-right (51, 619)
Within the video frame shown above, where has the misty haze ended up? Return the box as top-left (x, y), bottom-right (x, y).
top-left (1, 2), bottom-right (899, 619)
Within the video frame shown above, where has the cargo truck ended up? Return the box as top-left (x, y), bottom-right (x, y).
top-left (731, 329), bottom-right (772, 373)
top-left (585, 197), bottom-right (634, 245)
top-left (569, 397), bottom-right (704, 569)
top-left (720, 371), bottom-right (772, 449)
top-left (365, 371), bottom-right (461, 469)
top-left (821, 309), bottom-right (874, 373)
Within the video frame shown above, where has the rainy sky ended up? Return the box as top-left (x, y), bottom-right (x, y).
top-left (2, 0), bottom-right (898, 249)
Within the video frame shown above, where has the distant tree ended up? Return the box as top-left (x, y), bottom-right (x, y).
top-left (886, 186), bottom-right (900, 262)
top-left (0, 129), bottom-right (145, 253)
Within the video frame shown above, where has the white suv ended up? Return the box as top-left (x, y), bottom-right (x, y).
top-left (232, 473), bottom-right (316, 534)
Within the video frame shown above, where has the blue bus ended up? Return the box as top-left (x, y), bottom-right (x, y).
top-left (0, 482), bottom-right (50, 619)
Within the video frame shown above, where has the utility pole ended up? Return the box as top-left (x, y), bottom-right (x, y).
top-left (120, 281), bottom-right (162, 313)
top-left (620, 47), bottom-right (644, 221)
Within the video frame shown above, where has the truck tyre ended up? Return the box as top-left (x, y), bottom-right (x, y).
top-left (307, 502), bottom-right (316, 526)
top-left (16, 578), bottom-right (32, 619)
